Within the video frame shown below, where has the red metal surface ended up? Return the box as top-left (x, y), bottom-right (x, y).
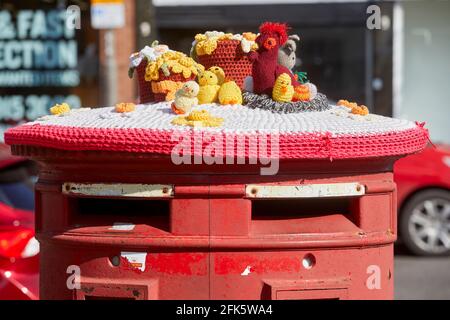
top-left (10, 146), bottom-right (399, 300)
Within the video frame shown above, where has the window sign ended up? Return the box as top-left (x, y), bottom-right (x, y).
top-left (0, 2), bottom-right (99, 141)
top-left (91, 0), bottom-right (125, 29)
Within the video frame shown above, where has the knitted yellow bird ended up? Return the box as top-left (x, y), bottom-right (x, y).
top-left (197, 71), bottom-right (220, 104)
top-left (208, 66), bottom-right (226, 85)
top-left (272, 73), bottom-right (294, 103)
top-left (218, 80), bottom-right (242, 105)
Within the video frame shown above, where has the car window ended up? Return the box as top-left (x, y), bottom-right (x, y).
top-left (0, 182), bottom-right (35, 211)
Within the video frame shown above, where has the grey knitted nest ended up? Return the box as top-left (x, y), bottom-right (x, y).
top-left (243, 91), bottom-right (330, 113)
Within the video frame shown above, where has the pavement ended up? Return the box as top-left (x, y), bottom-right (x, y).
top-left (395, 246), bottom-right (450, 300)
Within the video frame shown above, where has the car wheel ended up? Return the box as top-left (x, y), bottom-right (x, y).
top-left (400, 189), bottom-right (450, 256)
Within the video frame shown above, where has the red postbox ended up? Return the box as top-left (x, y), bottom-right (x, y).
top-left (5, 102), bottom-right (428, 300)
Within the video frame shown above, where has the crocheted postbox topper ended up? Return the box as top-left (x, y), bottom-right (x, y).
top-left (5, 102), bottom-right (429, 161)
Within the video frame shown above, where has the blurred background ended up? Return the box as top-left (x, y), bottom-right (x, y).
top-left (0, 0), bottom-right (449, 300)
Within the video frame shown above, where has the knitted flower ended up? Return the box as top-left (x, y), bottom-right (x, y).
top-left (194, 32), bottom-right (258, 56)
top-left (115, 102), bottom-right (136, 113)
top-left (145, 51), bottom-right (203, 81)
top-left (338, 99), bottom-right (369, 116)
top-left (50, 103), bottom-right (70, 115)
top-left (171, 110), bottom-right (224, 127)
top-left (351, 105), bottom-right (369, 116)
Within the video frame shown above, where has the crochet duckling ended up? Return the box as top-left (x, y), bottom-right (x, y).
top-left (208, 66), bottom-right (226, 85)
top-left (197, 71), bottom-right (220, 104)
top-left (171, 81), bottom-right (199, 114)
top-left (218, 80), bottom-right (242, 105)
top-left (272, 73), bottom-right (294, 102)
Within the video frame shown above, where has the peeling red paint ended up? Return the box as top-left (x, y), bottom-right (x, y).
top-left (119, 256), bottom-right (144, 274)
top-left (146, 253), bottom-right (207, 275)
top-left (214, 255), bottom-right (301, 275)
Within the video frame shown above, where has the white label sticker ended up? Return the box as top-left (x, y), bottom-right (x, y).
top-left (121, 252), bottom-right (147, 272)
top-left (109, 223), bottom-right (135, 231)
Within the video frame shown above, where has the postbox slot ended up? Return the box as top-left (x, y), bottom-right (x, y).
top-left (68, 197), bottom-right (170, 231)
top-left (251, 197), bottom-right (359, 234)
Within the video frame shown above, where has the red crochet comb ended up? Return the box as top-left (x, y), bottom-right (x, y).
top-left (259, 22), bottom-right (289, 45)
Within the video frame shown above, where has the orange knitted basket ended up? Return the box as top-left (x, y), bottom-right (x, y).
top-left (197, 40), bottom-right (252, 89)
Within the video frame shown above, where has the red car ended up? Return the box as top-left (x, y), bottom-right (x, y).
top-left (395, 144), bottom-right (450, 256)
top-left (0, 144), bottom-right (39, 300)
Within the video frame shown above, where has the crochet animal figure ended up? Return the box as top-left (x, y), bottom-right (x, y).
top-left (272, 73), bottom-right (294, 102)
top-left (208, 66), bottom-right (226, 85)
top-left (278, 34), bottom-right (300, 71)
top-left (197, 71), bottom-right (220, 104)
top-left (171, 81), bottom-right (199, 114)
top-left (248, 22), bottom-right (299, 95)
top-left (218, 80), bottom-right (243, 105)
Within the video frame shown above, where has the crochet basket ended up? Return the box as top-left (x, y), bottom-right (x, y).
top-left (136, 62), bottom-right (154, 104)
top-left (197, 40), bottom-right (252, 89)
top-left (136, 63), bottom-right (196, 103)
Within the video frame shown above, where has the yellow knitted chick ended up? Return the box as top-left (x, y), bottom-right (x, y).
top-left (171, 81), bottom-right (199, 114)
top-left (197, 71), bottom-right (220, 104)
top-left (272, 73), bottom-right (294, 103)
top-left (50, 103), bottom-right (70, 115)
top-left (208, 66), bottom-right (226, 85)
top-left (218, 80), bottom-right (242, 105)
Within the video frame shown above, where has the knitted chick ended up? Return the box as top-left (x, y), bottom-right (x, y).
top-left (171, 81), bottom-right (199, 114)
top-left (218, 80), bottom-right (242, 105)
top-left (272, 73), bottom-right (294, 102)
top-left (208, 66), bottom-right (226, 85)
top-left (197, 71), bottom-right (220, 104)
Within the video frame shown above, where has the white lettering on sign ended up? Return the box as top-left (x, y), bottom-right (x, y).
top-left (0, 94), bottom-right (80, 121)
top-left (0, 9), bottom-right (83, 137)
top-left (0, 10), bottom-right (79, 83)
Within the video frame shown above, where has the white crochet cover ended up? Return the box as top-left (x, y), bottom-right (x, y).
top-left (30, 102), bottom-right (416, 136)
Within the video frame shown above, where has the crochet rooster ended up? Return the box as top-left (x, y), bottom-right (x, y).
top-left (248, 22), bottom-right (299, 95)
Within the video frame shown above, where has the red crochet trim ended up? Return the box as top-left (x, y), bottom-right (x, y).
top-left (5, 124), bottom-right (428, 160)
